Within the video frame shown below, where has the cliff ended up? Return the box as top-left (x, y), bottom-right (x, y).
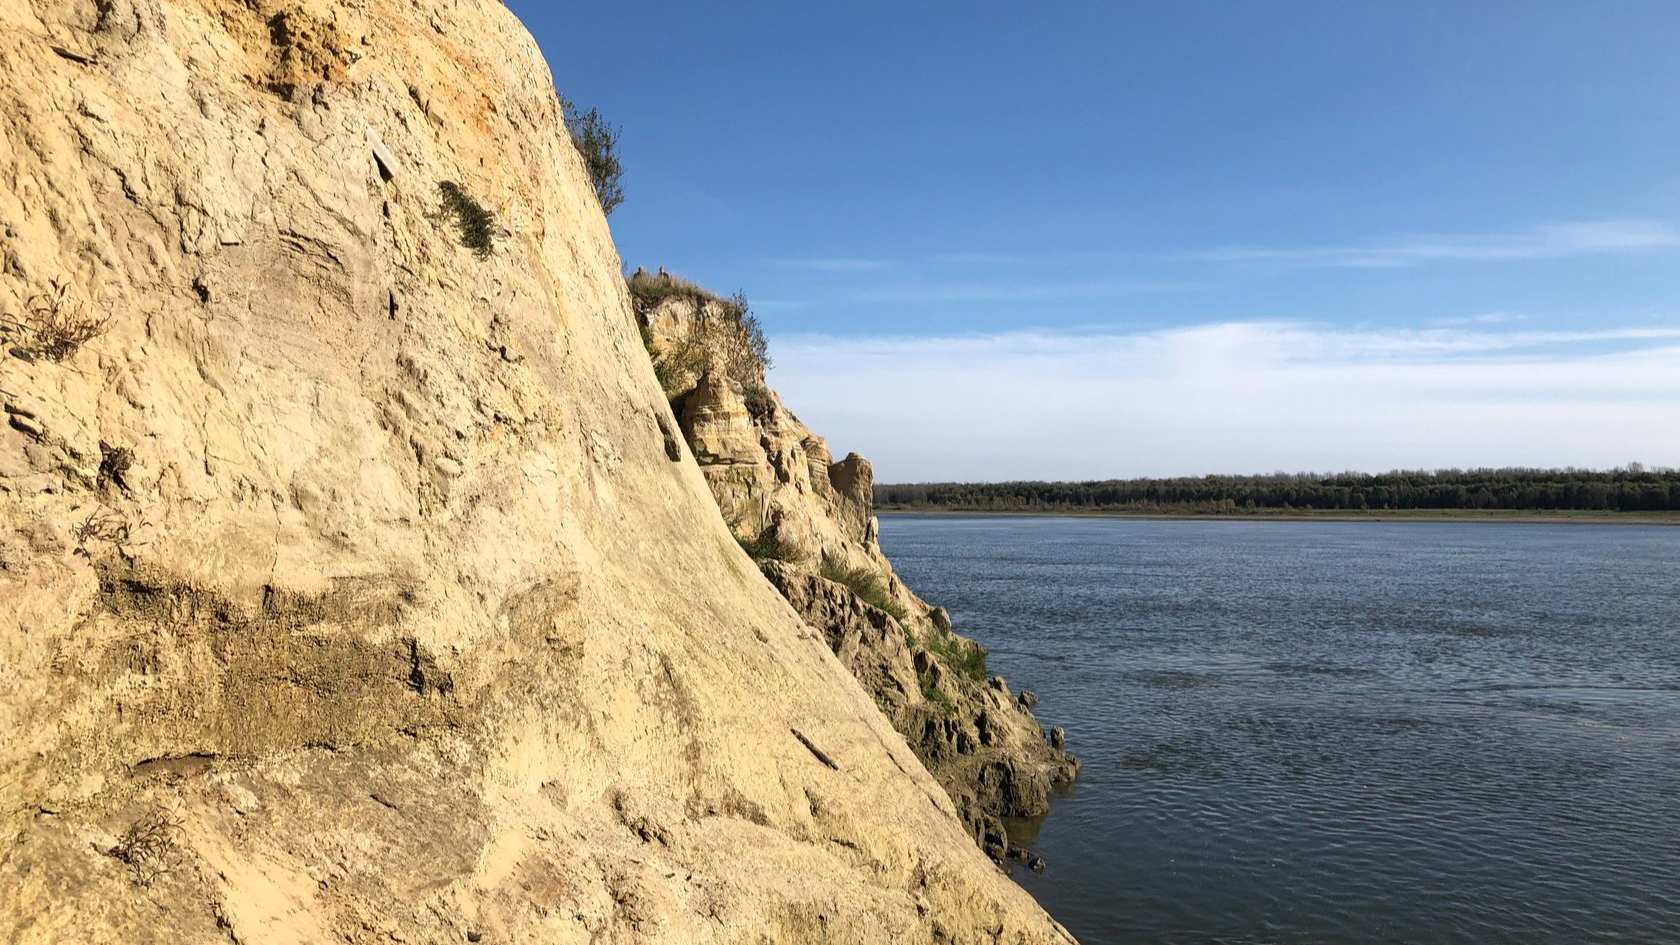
top-left (0, 2), bottom-right (1074, 942)
top-left (637, 283), bottom-right (1078, 863)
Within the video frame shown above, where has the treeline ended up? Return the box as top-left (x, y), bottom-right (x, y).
top-left (875, 468), bottom-right (1680, 514)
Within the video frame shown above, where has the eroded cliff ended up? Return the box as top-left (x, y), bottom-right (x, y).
top-left (0, 1), bottom-right (1074, 941)
top-left (637, 283), bottom-right (1078, 864)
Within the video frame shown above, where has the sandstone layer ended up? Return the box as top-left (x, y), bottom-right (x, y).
top-left (0, 1), bottom-right (1075, 941)
top-left (639, 292), bottom-right (1079, 862)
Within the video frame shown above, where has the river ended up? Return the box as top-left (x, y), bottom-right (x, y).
top-left (880, 515), bottom-right (1680, 945)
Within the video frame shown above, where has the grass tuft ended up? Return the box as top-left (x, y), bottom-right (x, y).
top-left (4, 279), bottom-right (111, 361)
top-left (736, 525), bottom-right (802, 563)
top-left (924, 629), bottom-right (988, 683)
top-left (819, 555), bottom-right (908, 624)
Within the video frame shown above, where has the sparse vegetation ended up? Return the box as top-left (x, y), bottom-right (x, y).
top-left (924, 629), bottom-right (988, 683)
top-left (819, 554), bottom-right (908, 625)
top-left (626, 269), bottom-right (713, 310)
top-left (562, 97), bottom-right (623, 215)
top-left (627, 271), bottom-right (770, 392)
top-left (640, 324), bottom-right (706, 398)
top-left (437, 181), bottom-right (495, 256)
top-left (4, 279), bottom-right (111, 361)
top-left (736, 525), bottom-right (801, 563)
top-left (921, 678), bottom-right (954, 712)
top-left (72, 508), bottom-right (130, 557)
top-left (106, 806), bottom-right (182, 886)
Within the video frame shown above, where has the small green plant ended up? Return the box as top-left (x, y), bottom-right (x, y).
top-left (819, 555), bottom-right (908, 624)
top-left (640, 324), bottom-right (707, 398)
top-left (562, 97), bottom-right (624, 215)
top-left (438, 181), bottom-right (495, 256)
top-left (925, 629), bottom-right (988, 683)
top-left (921, 678), bottom-right (953, 712)
top-left (736, 525), bottom-right (801, 563)
top-left (5, 279), bottom-right (110, 361)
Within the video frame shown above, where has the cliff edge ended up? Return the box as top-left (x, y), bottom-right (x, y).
top-left (636, 281), bottom-right (1078, 863)
top-left (0, 2), bottom-right (1073, 942)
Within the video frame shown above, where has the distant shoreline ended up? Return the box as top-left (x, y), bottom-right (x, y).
top-left (874, 506), bottom-right (1680, 525)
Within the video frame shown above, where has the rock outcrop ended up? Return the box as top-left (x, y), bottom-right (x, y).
top-left (0, 2), bottom-right (1075, 942)
top-left (639, 292), bottom-right (1078, 863)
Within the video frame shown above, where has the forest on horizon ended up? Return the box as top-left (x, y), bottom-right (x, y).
top-left (874, 468), bottom-right (1680, 514)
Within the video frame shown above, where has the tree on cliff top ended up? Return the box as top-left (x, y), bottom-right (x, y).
top-left (562, 97), bottom-right (624, 216)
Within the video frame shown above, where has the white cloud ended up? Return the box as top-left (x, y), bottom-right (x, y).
top-left (766, 322), bottom-right (1680, 481)
top-left (1187, 219), bottom-right (1680, 269)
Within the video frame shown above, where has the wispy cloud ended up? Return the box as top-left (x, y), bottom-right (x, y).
top-left (905, 219), bottom-right (1680, 275)
top-left (767, 320), bottom-right (1680, 480)
top-left (929, 252), bottom-right (1035, 266)
top-left (1430, 311), bottom-right (1528, 327)
top-left (848, 281), bottom-right (1196, 305)
top-left (762, 257), bottom-right (894, 273)
top-left (1186, 219), bottom-right (1680, 270)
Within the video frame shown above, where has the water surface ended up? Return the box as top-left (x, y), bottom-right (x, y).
top-left (879, 515), bottom-right (1680, 945)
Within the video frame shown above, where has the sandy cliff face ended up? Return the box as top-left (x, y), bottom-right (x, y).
top-left (0, 2), bottom-right (1074, 942)
top-left (641, 294), bottom-right (1078, 863)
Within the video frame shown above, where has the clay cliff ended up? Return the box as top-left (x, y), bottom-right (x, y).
top-left (636, 282), bottom-right (1078, 863)
top-left (0, 1), bottom-right (1075, 942)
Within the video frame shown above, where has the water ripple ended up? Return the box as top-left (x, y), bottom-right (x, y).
top-left (884, 516), bottom-right (1680, 945)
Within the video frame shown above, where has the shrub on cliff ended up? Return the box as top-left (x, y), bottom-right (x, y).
top-left (820, 555), bottom-right (909, 625)
top-left (925, 630), bottom-right (988, 683)
top-left (719, 290), bottom-right (771, 378)
top-left (437, 181), bottom-right (495, 255)
top-left (640, 325), bottom-right (706, 398)
top-left (628, 271), bottom-right (771, 391)
top-left (562, 97), bottom-right (623, 216)
top-left (737, 525), bottom-right (801, 563)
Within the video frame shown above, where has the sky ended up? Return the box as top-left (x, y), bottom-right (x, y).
top-left (511, 1), bottom-right (1680, 481)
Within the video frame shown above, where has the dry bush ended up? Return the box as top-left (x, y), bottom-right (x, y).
top-left (107, 806), bottom-right (183, 885)
top-left (73, 508), bottom-right (130, 557)
top-left (626, 269), bottom-right (713, 311)
top-left (692, 290), bottom-right (769, 387)
top-left (7, 279), bottom-right (110, 361)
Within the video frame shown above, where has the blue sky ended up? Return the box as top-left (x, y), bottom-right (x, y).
top-left (512, 2), bottom-right (1680, 479)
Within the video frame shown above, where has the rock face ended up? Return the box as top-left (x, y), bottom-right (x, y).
top-left (641, 297), bottom-right (1079, 863)
top-left (0, 2), bottom-right (1075, 942)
